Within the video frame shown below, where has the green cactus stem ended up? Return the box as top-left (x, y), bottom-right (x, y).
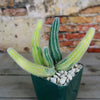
top-left (49, 17), bottom-right (62, 64)
top-left (7, 48), bottom-right (56, 77)
top-left (32, 20), bottom-right (44, 65)
top-left (43, 47), bottom-right (54, 68)
top-left (56, 28), bottom-right (95, 71)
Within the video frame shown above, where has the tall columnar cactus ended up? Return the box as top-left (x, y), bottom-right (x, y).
top-left (7, 48), bottom-right (56, 77)
top-left (49, 17), bottom-right (62, 64)
top-left (7, 17), bottom-right (95, 77)
top-left (56, 28), bottom-right (95, 71)
top-left (43, 47), bottom-right (54, 68)
top-left (32, 20), bottom-right (44, 65)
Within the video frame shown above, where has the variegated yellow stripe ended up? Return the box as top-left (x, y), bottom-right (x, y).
top-left (56, 28), bottom-right (95, 71)
top-left (7, 48), bottom-right (56, 77)
top-left (32, 20), bottom-right (44, 65)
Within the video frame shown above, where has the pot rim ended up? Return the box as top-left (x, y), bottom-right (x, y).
top-left (31, 63), bottom-right (84, 88)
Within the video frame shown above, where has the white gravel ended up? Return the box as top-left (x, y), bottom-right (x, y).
top-left (46, 63), bottom-right (82, 86)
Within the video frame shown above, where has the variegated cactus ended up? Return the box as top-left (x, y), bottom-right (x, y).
top-left (7, 18), bottom-right (95, 77)
top-left (7, 48), bottom-right (55, 77)
top-left (32, 20), bottom-right (44, 65)
top-left (56, 28), bottom-right (95, 71)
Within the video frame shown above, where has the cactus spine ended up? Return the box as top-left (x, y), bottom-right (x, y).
top-left (32, 20), bottom-right (44, 65)
top-left (49, 17), bottom-right (62, 64)
top-left (7, 48), bottom-right (56, 77)
top-left (43, 47), bottom-right (54, 68)
top-left (56, 28), bottom-right (95, 71)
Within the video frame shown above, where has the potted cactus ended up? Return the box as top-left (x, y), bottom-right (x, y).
top-left (7, 18), bottom-right (95, 100)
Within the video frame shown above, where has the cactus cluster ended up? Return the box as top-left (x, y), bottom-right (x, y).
top-left (7, 18), bottom-right (95, 77)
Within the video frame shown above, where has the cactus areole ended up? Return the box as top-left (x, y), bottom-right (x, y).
top-left (7, 18), bottom-right (95, 77)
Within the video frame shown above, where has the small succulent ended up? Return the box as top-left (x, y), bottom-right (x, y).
top-left (7, 18), bottom-right (95, 77)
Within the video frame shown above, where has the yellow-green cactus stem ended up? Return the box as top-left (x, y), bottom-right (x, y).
top-left (49, 17), bottom-right (62, 64)
top-left (7, 48), bottom-right (56, 77)
top-left (43, 47), bottom-right (54, 68)
top-left (32, 20), bottom-right (44, 65)
top-left (56, 28), bottom-right (95, 71)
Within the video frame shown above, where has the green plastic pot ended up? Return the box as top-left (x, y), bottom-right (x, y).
top-left (31, 63), bottom-right (84, 100)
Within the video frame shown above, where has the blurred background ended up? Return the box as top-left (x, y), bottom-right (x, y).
top-left (0, 0), bottom-right (100, 53)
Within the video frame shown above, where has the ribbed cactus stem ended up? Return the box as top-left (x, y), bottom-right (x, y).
top-left (56, 28), bottom-right (95, 71)
top-left (49, 17), bottom-right (62, 64)
top-left (32, 20), bottom-right (44, 65)
top-left (43, 47), bottom-right (54, 68)
top-left (7, 48), bottom-right (56, 77)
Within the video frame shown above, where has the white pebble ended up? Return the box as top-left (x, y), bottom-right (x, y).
top-left (56, 72), bottom-right (61, 76)
top-left (59, 71), bottom-right (64, 75)
top-left (47, 77), bottom-right (50, 81)
top-left (59, 77), bottom-right (66, 85)
top-left (53, 75), bottom-right (58, 78)
top-left (72, 68), bottom-right (75, 72)
top-left (71, 66), bottom-right (74, 69)
top-left (71, 73), bottom-right (75, 77)
top-left (64, 82), bottom-right (67, 85)
top-left (75, 68), bottom-right (80, 73)
top-left (50, 78), bottom-right (56, 83)
top-left (56, 77), bottom-right (60, 83)
top-left (60, 74), bottom-right (65, 78)
top-left (68, 70), bottom-right (72, 73)
top-left (77, 65), bottom-right (82, 69)
top-left (63, 77), bottom-right (67, 80)
top-left (75, 63), bottom-right (78, 67)
top-left (67, 79), bottom-right (69, 83)
top-left (64, 71), bottom-right (68, 76)
top-left (68, 70), bottom-right (75, 77)
top-left (67, 74), bottom-right (72, 80)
